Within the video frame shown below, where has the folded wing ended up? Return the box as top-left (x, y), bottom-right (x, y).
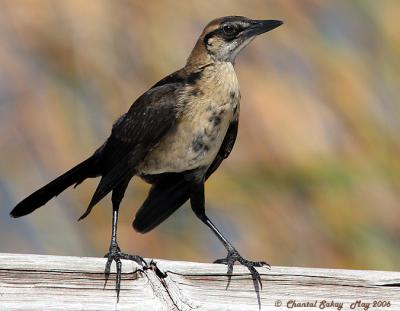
top-left (79, 84), bottom-right (181, 219)
top-left (133, 119), bottom-right (239, 233)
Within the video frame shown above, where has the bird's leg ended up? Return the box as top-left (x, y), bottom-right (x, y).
top-left (104, 180), bottom-right (147, 301)
top-left (190, 181), bottom-right (269, 288)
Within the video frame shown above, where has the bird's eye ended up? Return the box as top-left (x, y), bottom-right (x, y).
top-left (222, 24), bottom-right (237, 37)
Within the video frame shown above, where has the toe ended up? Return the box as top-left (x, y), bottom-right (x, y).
top-left (252, 260), bottom-right (271, 269)
top-left (140, 257), bottom-right (148, 268)
top-left (115, 259), bottom-right (122, 293)
top-left (119, 253), bottom-right (147, 268)
top-left (104, 257), bottom-right (113, 274)
top-left (246, 265), bottom-right (263, 289)
top-left (213, 258), bottom-right (228, 264)
top-left (249, 260), bottom-right (268, 267)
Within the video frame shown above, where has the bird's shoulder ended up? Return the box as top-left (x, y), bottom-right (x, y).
top-left (111, 64), bottom-right (215, 136)
top-left (150, 68), bottom-right (187, 89)
top-left (110, 84), bottom-right (179, 145)
top-left (150, 64), bottom-right (213, 89)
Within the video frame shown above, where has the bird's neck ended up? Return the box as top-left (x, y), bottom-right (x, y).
top-left (186, 37), bottom-right (231, 71)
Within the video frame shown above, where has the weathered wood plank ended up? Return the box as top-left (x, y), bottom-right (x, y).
top-left (0, 253), bottom-right (399, 311)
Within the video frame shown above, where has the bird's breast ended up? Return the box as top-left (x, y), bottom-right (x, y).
top-left (138, 62), bottom-right (240, 175)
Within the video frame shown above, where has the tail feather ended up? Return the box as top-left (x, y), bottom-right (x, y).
top-left (78, 149), bottom-right (144, 221)
top-left (10, 156), bottom-right (98, 218)
top-left (133, 174), bottom-right (191, 233)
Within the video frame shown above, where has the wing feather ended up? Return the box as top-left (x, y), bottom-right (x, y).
top-left (133, 120), bottom-right (239, 232)
top-left (80, 84), bottom-right (181, 219)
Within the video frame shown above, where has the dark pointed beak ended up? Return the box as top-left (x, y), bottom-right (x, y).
top-left (243, 19), bottom-right (283, 38)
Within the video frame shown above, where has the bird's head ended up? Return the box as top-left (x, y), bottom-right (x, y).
top-left (187, 16), bottom-right (283, 67)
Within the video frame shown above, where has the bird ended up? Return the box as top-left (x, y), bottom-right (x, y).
top-left (10, 16), bottom-right (283, 299)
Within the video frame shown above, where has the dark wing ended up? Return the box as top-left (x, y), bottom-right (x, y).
top-left (150, 70), bottom-right (185, 89)
top-left (80, 83), bottom-right (181, 219)
top-left (205, 119), bottom-right (238, 179)
top-left (133, 119), bottom-right (239, 233)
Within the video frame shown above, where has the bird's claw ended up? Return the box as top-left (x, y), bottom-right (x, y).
top-left (214, 249), bottom-right (269, 289)
top-left (104, 243), bottom-right (147, 301)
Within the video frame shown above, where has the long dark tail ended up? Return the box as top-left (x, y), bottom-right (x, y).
top-left (10, 155), bottom-right (99, 218)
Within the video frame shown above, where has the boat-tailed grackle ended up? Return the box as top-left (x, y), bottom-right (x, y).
top-left (10, 16), bottom-right (283, 299)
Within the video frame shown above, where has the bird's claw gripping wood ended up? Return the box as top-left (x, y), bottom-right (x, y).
top-left (103, 243), bottom-right (147, 301)
top-left (214, 248), bottom-right (270, 289)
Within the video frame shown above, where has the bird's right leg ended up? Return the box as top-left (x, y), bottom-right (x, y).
top-left (104, 178), bottom-right (147, 301)
top-left (190, 181), bottom-right (269, 288)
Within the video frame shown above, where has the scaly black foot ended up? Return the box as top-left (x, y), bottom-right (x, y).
top-left (214, 249), bottom-right (270, 289)
top-left (104, 243), bottom-right (147, 301)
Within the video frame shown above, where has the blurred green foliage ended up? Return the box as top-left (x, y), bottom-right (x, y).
top-left (0, 0), bottom-right (399, 270)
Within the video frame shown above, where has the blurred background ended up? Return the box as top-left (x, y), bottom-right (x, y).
top-left (0, 0), bottom-right (399, 271)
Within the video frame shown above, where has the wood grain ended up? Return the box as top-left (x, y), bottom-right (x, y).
top-left (0, 253), bottom-right (399, 310)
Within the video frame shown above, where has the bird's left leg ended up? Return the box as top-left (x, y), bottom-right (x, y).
top-left (190, 181), bottom-right (269, 288)
top-left (104, 178), bottom-right (147, 300)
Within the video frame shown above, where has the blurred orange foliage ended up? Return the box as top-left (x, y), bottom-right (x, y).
top-left (0, 0), bottom-right (399, 270)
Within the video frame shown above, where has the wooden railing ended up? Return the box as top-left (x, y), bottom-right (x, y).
top-left (0, 253), bottom-right (399, 310)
